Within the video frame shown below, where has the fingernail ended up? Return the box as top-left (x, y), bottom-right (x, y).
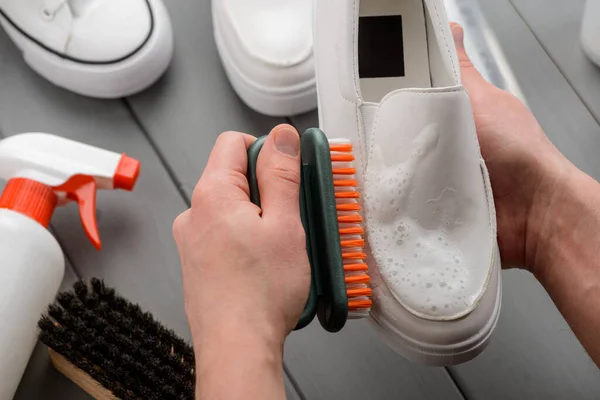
top-left (451, 23), bottom-right (465, 49)
top-left (274, 126), bottom-right (300, 156)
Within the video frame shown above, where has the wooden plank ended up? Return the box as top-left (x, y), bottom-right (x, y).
top-left (506, 1), bottom-right (600, 156)
top-left (453, 271), bottom-right (600, 399)
top-left (475, 0), bottom-right (600, 176)
top-left (285, 321), bottom-right (464, 400)
top-left (445, 0), bottom-right (527, 103)
top-left (446, 0), bottom-right (600, 398)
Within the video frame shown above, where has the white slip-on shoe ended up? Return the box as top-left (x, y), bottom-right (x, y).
top-left (212, 0), bottom-right (317, 117)
top-left (0, 0), bottom-right (174, 98)
top-left (315, 0), bottom-right (502, 366)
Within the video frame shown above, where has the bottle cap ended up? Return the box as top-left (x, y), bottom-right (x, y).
top-left (0, 178), bottom-right (58, 228)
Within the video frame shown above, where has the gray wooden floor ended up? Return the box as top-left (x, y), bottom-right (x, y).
top-left (7, 0), bottom-right (600, 398)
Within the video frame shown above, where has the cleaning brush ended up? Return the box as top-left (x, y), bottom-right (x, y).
top-left (329, 138), bottom-right (372, 318)
top-left (38, 279), bottom-right (195, 400)
top-left (247, 128), bottom-right (372, 333)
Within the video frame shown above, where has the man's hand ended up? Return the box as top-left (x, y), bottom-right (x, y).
top-left (173, 124), bottom-right (310, 399)
top-left (453, 23), bottom-right (600, 365)
top-left (451, 23), bottom-right (576, 272)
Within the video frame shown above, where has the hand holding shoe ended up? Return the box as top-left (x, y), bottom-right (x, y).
top-left (452, 23), bottom-right (600, 366)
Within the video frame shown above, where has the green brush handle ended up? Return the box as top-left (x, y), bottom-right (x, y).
top-left (246, 129), bottom-right (348, 332)
top-left (247, 136), bottom-right (318, 330)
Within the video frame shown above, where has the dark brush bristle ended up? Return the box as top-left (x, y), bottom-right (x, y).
top-left (38, 280), bottom-right (196, 400)
top-left (89, 279), bottom-right (194, 362)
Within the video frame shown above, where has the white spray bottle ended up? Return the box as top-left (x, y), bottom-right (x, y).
top-left (0, 133), bottom-right (140, 400)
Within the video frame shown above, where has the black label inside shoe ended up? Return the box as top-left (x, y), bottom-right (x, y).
top-left (358, 15), bottom-right (405, 78)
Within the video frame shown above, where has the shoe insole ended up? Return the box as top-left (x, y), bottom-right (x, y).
top-left (358, 0), bottom-right (432, 103)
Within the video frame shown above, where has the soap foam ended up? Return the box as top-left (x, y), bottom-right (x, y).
top-left (365, 124), bottom-right (479, 318)
top-left (369, 214), bottom-right (470, 316)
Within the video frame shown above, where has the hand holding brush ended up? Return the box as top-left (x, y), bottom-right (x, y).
top-left (173, 125), bottom-right (311, 399)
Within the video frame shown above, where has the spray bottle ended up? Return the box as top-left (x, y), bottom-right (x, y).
top-left (0, 133), bottom-right (140, 400)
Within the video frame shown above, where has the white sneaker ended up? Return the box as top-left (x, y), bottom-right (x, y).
top-left (212, 0), bottom-right (317, 116)
top-left (0, 0), bottom-right (174, 98)
top-left (315, 0), bottom-right (502, 366)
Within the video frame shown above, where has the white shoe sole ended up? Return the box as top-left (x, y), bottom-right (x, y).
top-left (0, 0), bottom-right (173, 98)
top-left (212, 16), bottom-right (317, 117)
top-left (370, 255), bottom-right (502, 366)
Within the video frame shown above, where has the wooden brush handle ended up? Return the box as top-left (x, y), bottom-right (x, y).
top-left (48, 349), bottom-right (119, 400)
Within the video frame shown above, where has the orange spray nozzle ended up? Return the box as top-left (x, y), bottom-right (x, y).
top-left (51, 154), bottom-right (140, 250)
top-left (53, 175), bottom-right (101, 250)
top-left (0, 133), bottom-right (141, 249)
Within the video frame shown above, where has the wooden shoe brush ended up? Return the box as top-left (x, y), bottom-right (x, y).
top-left (38, 279), bottom-right (195, 400)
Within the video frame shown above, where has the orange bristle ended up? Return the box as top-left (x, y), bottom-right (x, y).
top-left (347, 288), bottom-right (373, 297)
top-left (339, 226), bottom-right (364, 235)
top-left (329, 144), bottom-right (353, 152)
top-left (331, 153), bottom-right (355, 162)
top-left (338, 215), bottom-right (362, 223)
top-left (344, 263), bottom-right (369, 272)
top-left (332, 168), bottom-right (356, 175)
top-left (329, 139), bottom-right (371, 318)
top-left (335, 191), bottom-right (360, 199)
top-left (334, 179), bottom-right (358, 187)
top-left (341, 239), bottom-right (365, 247)
top-left (342, 252), bottom-right (367, 260)
top-left (345, 275), bottom-right (371, 284)
top-left (337, 204), bottom-right (361, 212)
top-left (348, 300), bottom-right (373, 310)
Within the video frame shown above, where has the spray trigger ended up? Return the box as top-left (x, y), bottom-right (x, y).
top-left (53, 175), bottom-right (101, 250)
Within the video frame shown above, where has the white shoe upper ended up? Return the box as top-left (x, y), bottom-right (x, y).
top-left (0, 0), bottom-right (154, 63)
top-left (212, 0), bottom-right (315, 91)
top-left (365, 88), bottom-right (496, 321)
top-left (316, 0), bottom-right (501, 364)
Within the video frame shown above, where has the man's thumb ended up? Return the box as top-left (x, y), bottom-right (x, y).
top-left (450, 23), bottom-right (489, 92)
top-left (256, 124), bottom-right (302, 220)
